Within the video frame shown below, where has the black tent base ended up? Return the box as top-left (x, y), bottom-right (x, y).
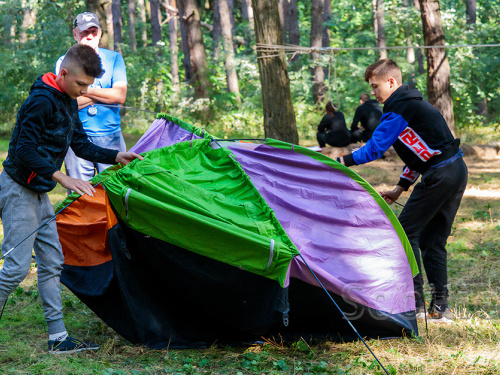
top-left (61, 222), bottom-right (417, 349)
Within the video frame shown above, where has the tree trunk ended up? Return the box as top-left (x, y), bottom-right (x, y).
top-left (178, 0), bottom-right (211, 98)
top-left (403, 0), bottom-right (415, 64)
top-left (179, 7), bottom-right (192, 81)
top-left (311, 0), bottom-right (326, 104)
top-left (218, 0), bottom-right (240, 102)
top-left (242, 0), bottom-right (254, 43)
top-left (128, 0), bottom-right (137, 51)
top-left (372, 0), bottom-right (387, 59)
top-left (87, 0), bottom-right (112, 49)
top-left (112, 0), bottom-right (123, 53)
top-left (106, 2), bottom-right (114, 50)
top-left (466, 0), bottom-right (476, 25)
top-left (150, 0), bottom-right (162, 45)
top-left (322, 0), bottom-right (331, 48)
top-left (251, 0), bottom-right (298, 143)
top-left (242, 0), bottom-right (254, 30)
top-left (213, 0), bottom-right (222, 59)
top-left (418, 0), bottom-right (455, 132)
top-left (137, 0), bottom-right (148, 46)
top-left (278, 0), bottom-right (286, 43)
top-left (227, 0), bottom-right (235, 30)
top-left (20, 5), bottom-right (36, 44)
top-left (465, 0), bottom-right (485, 117)
top-left (287, 0), bottom-right (300, 46)
top-left (169, 0), bottom-right (180, 94)
top-left (417, 48), bottom-right (425, 75)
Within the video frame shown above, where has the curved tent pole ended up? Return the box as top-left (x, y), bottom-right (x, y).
top-left (298, 253), bottom-right (391, 375)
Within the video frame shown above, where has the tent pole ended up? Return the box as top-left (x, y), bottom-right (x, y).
top-left (298, 253), bottom-right (391, 375)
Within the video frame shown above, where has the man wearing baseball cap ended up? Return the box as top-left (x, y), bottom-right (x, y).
top-left (56, 12), bottom-right (128, 184)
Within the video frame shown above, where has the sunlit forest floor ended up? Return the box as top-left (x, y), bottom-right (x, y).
top-left (0, 132), bottom-right (499, 374)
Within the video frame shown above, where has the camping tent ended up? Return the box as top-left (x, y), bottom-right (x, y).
top-left (56, 115), bottom-right (418, 349)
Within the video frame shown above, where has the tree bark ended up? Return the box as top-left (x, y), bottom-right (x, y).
top-left (417, 48), bottom-right (425, 75)
top-left (242, 0), bottom-right (254, 43)
top-left (311, 0), bottom-right (326, 103)
top-left (178, 0), bottom-right (211, 98)
top-left (287, 0), bottom-right (300, 46)
top-left (251, 0), bottom-right (298, 143)
top-left (403, 0), bottom-right (415, 64)
top-left (87, 0), bottom-right (112, 49)
top-left (464, 0), bottom-right (485, 116)
top-left (372, 0), bottom-right (387, 59)
top-left (278, 0), bottom-right (286, 43)
top-left (466, 0), bottom-right (476, 25)
top-left (418, 0), bottom-right (455, 132)
top-left (322, 0), bottom-right (331, 48)
top-left (213, 0), bottom-right (222, 59)
top-left (150, 0), bottom-right (162, 45)
top-left (128, 0), bottom-right (137, 51)
top-left (106, 2), bottom-right (114, 50)
top-left (169, 0), bottom-right (180, 94)
top-left (178, 6), bottom-right (192, 81)
top-left (242, 0), bottom-right (254, 30)
top-left (218, 0), bottom-right (240, 102)
top-left (112, 0), bottom-right (123, 53)
top-left (137, 0), bottom-right (148, 46)
top-left (227, 0), bottom-right (235, 30)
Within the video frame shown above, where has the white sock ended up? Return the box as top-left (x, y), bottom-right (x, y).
top-left (49, 331), bottom-right (68, 342)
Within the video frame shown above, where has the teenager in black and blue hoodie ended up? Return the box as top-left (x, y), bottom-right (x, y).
top-left (339, 59), bottom-right (467, 323)
top-left (0, 44), bottom-right (142, 353)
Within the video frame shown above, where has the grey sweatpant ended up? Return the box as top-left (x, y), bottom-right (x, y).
top-left (0, 172), bottom-right (66, 335)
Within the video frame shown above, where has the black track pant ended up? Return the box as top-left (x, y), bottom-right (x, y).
top-left (398, 157), bottom-right (468, 306)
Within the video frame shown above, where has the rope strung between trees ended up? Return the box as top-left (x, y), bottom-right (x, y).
top-left (256, 42), bottom-right (500, 59)
top-left (326, 50), bottom-right (341, 109)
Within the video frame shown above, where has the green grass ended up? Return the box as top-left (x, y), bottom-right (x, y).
top-left (0, 134), bottom-right (499, 374)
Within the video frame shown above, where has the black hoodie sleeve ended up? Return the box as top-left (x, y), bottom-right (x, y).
top-left (70, 117), bottom-right (119, 164)
top-left (351, 106), bottom-right (362, 132)
top-left (15, 95), bottom-right (60, 179)
top-left (317, 115), bottom-right (331, 133)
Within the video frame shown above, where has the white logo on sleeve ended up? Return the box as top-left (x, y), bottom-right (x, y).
top-left (398, 127), bottom-right (442, 161)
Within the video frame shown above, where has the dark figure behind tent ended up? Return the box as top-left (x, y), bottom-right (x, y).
top-left (350, 93), bottom-right (383, 143)
top-left (316, 102), bottom-right (351, 148)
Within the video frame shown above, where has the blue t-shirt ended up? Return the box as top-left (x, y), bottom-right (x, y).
top-left (56, 48), bottom-right (127, 137)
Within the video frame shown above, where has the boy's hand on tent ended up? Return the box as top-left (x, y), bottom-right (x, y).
top-left (116, 152), bottom-right (144, 165)
top-left (380, 186), bottom-right (404, 205)
top-left (52, 171), bottom-right (96, 197)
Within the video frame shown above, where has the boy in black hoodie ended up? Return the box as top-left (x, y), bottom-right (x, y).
top-left (338, 59), bottom-right (467, 322)
top-left (0, 44), bottom-right (142, 352)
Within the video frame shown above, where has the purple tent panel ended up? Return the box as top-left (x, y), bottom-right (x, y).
top-left (229, 144), bottom-right (415, 314)
top-left (130, 120), bottom-right (414, 314)
top-left (129, 119), bottom-right (203, 154)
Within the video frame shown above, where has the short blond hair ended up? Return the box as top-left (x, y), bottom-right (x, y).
top-left (364, 59), bottom-right (402, 85)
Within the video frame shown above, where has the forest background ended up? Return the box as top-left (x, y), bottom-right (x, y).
top-left (0, 0), bottom-right (500, 146)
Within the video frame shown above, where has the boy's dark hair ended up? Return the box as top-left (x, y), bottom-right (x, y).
top-left (60, 44), bottom-right (104, 78)
top-left (359, 93), bottom-right (370, 102)
top-left (364, 59), bottom-right (402, 84)
top-left (326, 101), bottom-right (338, 113)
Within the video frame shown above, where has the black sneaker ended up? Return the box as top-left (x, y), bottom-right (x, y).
top-left (48, 336), bottom-right (100, 354)
top-left (428, 303), bottom-right (454, 323)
